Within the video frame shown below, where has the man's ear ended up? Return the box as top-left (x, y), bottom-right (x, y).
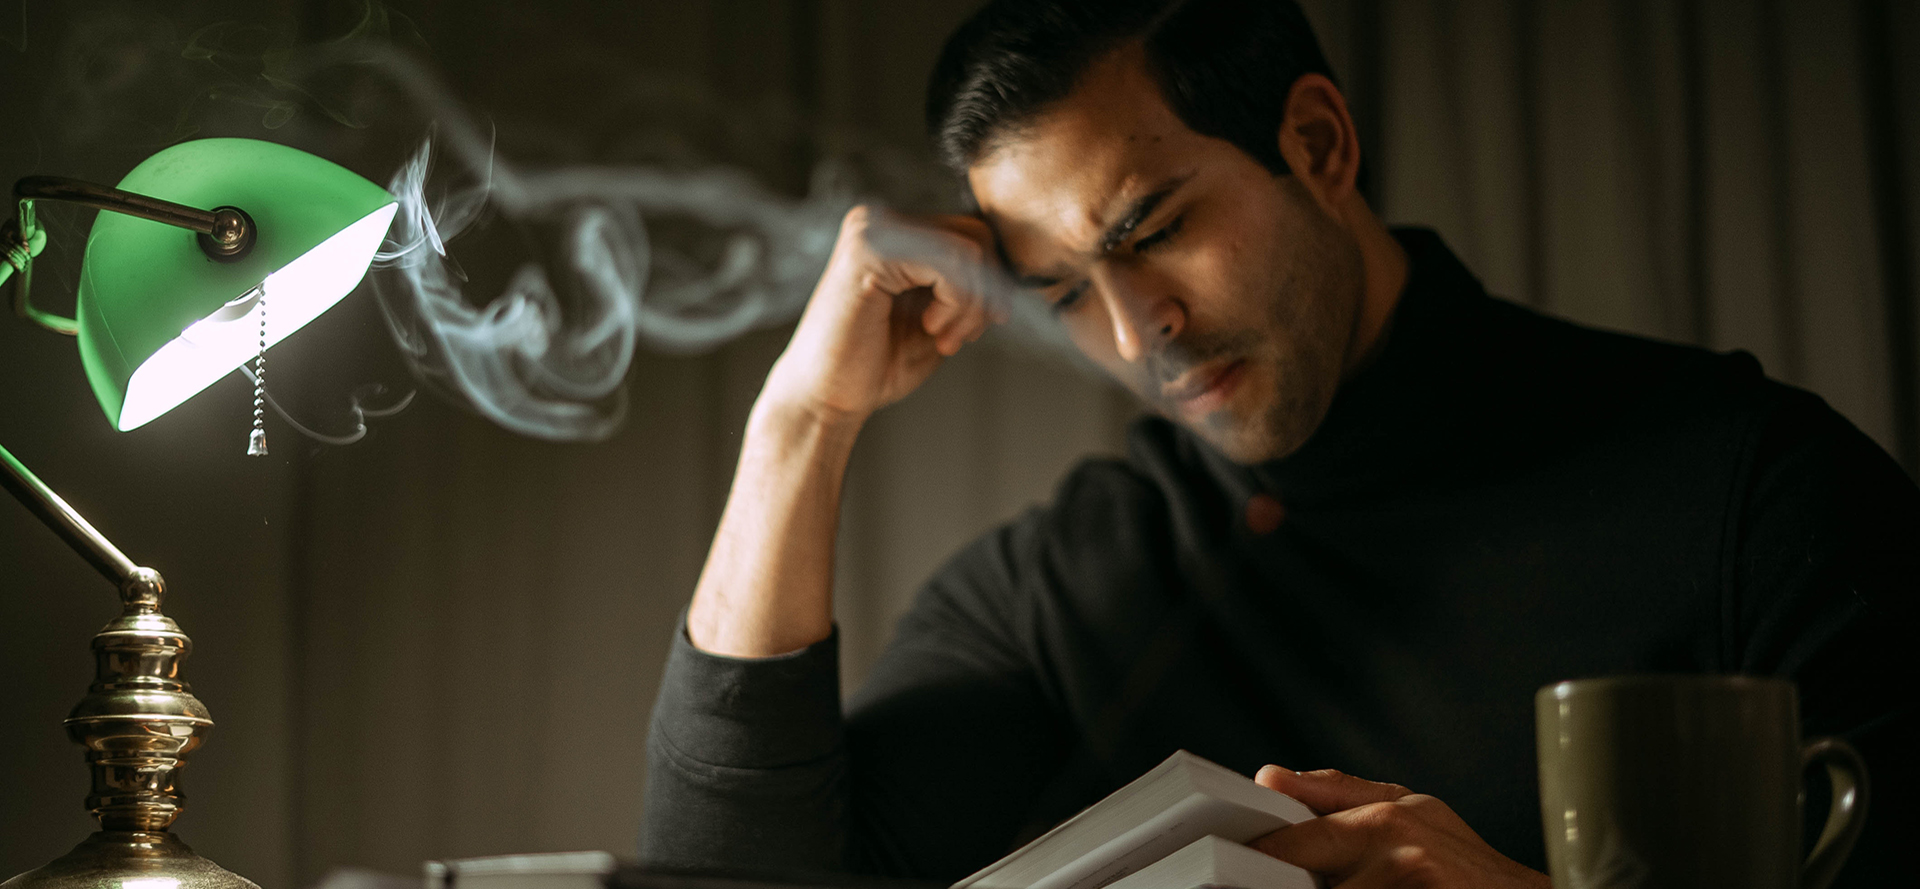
top-left (1276, 73), bottom-right (1361, 215)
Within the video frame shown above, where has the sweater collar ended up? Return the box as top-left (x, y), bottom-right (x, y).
top-left (1186, 227), bottom-right (1491, 509)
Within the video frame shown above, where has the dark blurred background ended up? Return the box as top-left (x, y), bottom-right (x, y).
top-left (0, 1), bottom-right (1913, 887)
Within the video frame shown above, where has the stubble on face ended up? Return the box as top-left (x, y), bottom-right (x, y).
top-left (1109, 176), bottom-right (1364, 465)
top-left (1210, 176), bottom-right (1367, 463)
top-left (968, 47), bottom-right (1370, 466)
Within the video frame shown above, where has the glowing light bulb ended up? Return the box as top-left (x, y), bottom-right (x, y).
top-left (117, 203), bottom-right (398, 432)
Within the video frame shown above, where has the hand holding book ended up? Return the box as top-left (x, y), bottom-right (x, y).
top-left (952, 753), bottom-right (1549, 889)
top-left (1247, 766), bottom-right (1550, 889)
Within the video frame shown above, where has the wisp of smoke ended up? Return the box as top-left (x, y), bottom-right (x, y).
top-left (372, 131), bottom-right (854, 440)
top-left (362, 52), bottom-right (884, 441)
top-left (351, 49), bottom-right (1053, 443)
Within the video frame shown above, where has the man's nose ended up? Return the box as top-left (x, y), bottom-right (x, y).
top-left (1097, 267), bottom-right (1185, 362)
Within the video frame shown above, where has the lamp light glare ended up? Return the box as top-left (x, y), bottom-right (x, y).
top-left (117, 203), bottom-right (398, 432)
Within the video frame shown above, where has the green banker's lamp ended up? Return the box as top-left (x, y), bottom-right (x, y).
top-left (0, 138), bottom-right (397, 889)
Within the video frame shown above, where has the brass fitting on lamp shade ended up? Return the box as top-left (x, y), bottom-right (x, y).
top-left (0, 567), bottom-right (259, 889)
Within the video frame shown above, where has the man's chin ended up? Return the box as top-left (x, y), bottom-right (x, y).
top-left (1180, 413), bottom-right (1310, 465)
top-left (1176, 385), bottom-right (1339, 464)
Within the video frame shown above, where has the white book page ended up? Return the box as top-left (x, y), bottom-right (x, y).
top-left (1030, 791), bottom-right (1299, 889)
top-left (1106, 837), bottom-right (1322, 889)
top-left (949, 752), bottom-right (1315, 889)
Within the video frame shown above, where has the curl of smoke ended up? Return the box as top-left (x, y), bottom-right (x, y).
top-left (360, 49), bottom-right (1068, 444)
top-left (370, 128), bottom-right (852, 441)
top-left (353, 47), bottom-right (855, 441)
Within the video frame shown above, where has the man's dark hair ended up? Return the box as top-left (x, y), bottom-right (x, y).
top-left (926, 0), bottom-right (1340, 178)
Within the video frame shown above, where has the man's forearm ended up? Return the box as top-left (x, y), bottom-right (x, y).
top-left (686, 398), bottom-right (863, 657)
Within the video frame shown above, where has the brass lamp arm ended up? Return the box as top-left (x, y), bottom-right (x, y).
top-left (0, 441), bottom-right (142, 588)
top-left (15, 177), bottom-right (228, 237)
top-left (1, 201), bottom-right (71, 335)
top-left (1, 176), bottom-right (258, 337)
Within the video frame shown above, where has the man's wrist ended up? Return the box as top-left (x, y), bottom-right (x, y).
top-left (746, 393), bottom-right (867, 456)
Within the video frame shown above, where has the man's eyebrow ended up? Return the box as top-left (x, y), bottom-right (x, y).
top-left (1098, 175), bottom-right (1190, 254)
top-left (999, 173), bottom-right (1194, 289)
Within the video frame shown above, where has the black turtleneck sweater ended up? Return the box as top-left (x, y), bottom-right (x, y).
top-left (641, 230), bottom-right (1917, 886)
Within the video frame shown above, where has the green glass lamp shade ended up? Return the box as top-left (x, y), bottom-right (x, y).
top-left (74, 138), bottom-right (398, 431)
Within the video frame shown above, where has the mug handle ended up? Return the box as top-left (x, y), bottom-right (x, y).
top-left (1800, 737), bottom-right (1870, 889)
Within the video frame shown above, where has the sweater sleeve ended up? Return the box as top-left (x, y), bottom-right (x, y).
top-left (640, 619), bottom-right (849, 876)
top-left (640, 517), bottom-right (1073, 882)
top-left (1728, 388), bottom-right (1920, 888)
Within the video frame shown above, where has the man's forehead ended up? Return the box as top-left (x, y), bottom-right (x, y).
top-left (966, 59), bottom-right (1196, 279)
top-left (974, 159), bottom-right (1164, 257)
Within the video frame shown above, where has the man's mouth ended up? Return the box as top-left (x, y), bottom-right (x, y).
top-left (1162, 359), bottom-right (1247, 417)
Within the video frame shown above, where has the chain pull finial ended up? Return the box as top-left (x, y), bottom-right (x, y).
top-left (247, 289), bottom-right (268, 456)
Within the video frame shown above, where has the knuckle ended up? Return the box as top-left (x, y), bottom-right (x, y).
top-left (1400, 793), bottom-right (1441, 814)
top-left (1349, 801), bottom-right (1403, 834)
top-left (1387, 845), bottom-right (1439, 884)
top-left (839, 206), bottom-right (881, 248)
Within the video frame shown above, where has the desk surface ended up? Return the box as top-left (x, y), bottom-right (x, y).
top-left (614, 866), bottom-right (942, 889)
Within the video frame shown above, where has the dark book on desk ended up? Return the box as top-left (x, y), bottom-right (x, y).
top-left (426, 851), bottom-right (940, 889)
top-left (950, 750), bottom-right (1316, 889)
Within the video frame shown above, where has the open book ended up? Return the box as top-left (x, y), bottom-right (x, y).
top-left (1107, 837), bottom-right (1319, 889)
top-left (950, 751), bottom-right (1317, 889)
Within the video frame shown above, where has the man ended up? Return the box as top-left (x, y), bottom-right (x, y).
top-left (642, 1), bottom-right (1916, 885)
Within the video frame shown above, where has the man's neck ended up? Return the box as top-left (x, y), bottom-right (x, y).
top-left (1341, 211), bottom-right (1410, 378)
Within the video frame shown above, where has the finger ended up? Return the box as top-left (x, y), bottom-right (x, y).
top-left (924, 297), bottom-right (977, 356)
top-left (923, 296), bottom-right (959, 336)
top-left (1329, 845), bottom-right (1438, 889)
top-left (890, 238), bottom-right (998, 336)
top-left (915, 213), bottom-right (1007, 311)
top-left (865, 216), bottom-right (993, 316)
top-left (873, 264), bottom-right (967, 361)
top-left (1256, 765), bottom-right (1412, 815)
top-left (950, 298), bottom-right (993, 345)
top-left (899, 259), bottom-right (984, 344)
top-left (1248, 805), bottom-right (1386, 878)
top-left (918, 275), bottom-right (993, 355)
top-left (944, 313), bottom-right (991, 354)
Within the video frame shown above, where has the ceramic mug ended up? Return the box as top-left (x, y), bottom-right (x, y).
top-left (1534, 675), bottom-right (1868, 889)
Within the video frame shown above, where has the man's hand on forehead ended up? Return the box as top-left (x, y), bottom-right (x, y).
top-left (863, 207), bottom-right (1016, 328)
top-left (758, 205), bottom-right (1013, 426)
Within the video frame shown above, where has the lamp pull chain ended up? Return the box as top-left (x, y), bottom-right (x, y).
top-left (247, 290), bottom-right (269, 456)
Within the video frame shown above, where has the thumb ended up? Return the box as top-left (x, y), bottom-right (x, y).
top-left (1254, 765), bottom-right (1412, 815)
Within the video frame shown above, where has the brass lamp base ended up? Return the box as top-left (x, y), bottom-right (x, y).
top-left (0, 448), bottom-right (253, 889)
top-left (0, 832), bottom-right (260, 889)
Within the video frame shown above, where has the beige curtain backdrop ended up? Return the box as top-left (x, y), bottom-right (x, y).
top-left (0, 2), bottom-right (1913, 888)
top-left (1365, 0), bottom-right (1919, 460)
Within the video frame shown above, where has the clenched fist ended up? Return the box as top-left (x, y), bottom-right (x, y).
top-left (759, 205), bottom-right (1007, 427)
